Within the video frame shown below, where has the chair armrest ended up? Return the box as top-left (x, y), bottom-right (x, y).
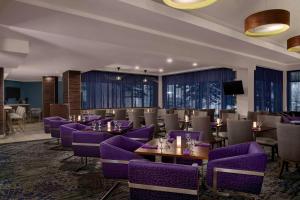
top-left (212, 167), bottom-right (264, 192)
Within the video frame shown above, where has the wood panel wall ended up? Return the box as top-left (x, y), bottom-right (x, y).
top-left (42, 76), bottom-right (58, 118)
top-left (63, 71), bottom-right (81, 115)
top-left (0, 68), bottom-right (4, 135)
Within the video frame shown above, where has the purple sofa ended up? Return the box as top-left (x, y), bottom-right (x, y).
top-left (60, 123), bottom-right (90, 147)
top-left (123, 125), bottom-right (155, 143)
top-left (100, 135), bottom-right (144, 179)
top-left (44, 116), bottom-right (65, 133)
top-left (129, 160), bottom-right (199, 200)
top-left (206, 142), bottom-right (267, 194)
top-left (49, 118), bottom-right (71, 139)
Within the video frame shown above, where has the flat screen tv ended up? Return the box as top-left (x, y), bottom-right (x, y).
top-left (223, 80), bottom-right (244, 95)
top-left (5, 87), bottom-right (20, 99)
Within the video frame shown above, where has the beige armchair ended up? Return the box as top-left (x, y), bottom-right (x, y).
top-left (164, 114), bottom-right (180, 133)
top-left (227, 120), bottom-right (253, 145)
top-left (277, 123), bottom-right (300, 178)
top-left (114, 109), bottom-right (126, 120)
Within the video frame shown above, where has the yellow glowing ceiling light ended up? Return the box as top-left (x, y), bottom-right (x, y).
top-left (163, 0), bottom-right (217, 10)
top-left (287, 36), bottom-right (300, 52)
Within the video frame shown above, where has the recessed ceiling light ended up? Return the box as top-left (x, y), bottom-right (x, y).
top-left (163, 0), bottom-right (218, 10)
top-left (166, 58), bottom-right (173, 63)
top-left (135, 65), bottom-right (140, 70)
top-left (192, 62), bottom-right (198, 67)
top-left (159, 69), bottom-right (164, 72)
top-left (245, 9), bottom-right (290, 37)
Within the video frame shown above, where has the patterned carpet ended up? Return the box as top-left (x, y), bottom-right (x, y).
top-left (0, 140), bottom-right (299, 200)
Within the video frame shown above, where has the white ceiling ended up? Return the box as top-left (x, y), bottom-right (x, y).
top-left (0, 0), bottom-right (299, 81)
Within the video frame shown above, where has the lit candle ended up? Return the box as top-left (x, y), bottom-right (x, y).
top-left (107, 121), bottom-right (112, 129)
top-left (77, 115), bottom-right (81, 121)
top-left (147, 108), bottom-right (150, 113)
top-left (217, 118), bottom-right (221, 125)
top-left (176, 136), bottom-right (182, 148)
top-left (192, 110), bottom-right (195, 115)
top-left (185, 115), bottom-right (189, 122)
top-left (253, 121), bottom-right (257, 128)
top-left (112, 110), bottom-right (115, 114)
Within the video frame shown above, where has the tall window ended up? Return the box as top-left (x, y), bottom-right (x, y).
top-left (163, 68), bottom-right (235, 110)
top-left (81, 71), bottom-right (158, 109)
top-left (254, 66), bottom-right (283, 112)
top-left (287, 70), bottom-right (300, 111)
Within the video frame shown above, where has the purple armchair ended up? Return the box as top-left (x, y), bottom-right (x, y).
top-left (44, 116), bottom-right (65, 133)
top-left (60, 123), bottom-right (90, 147)
top-left (72, 130), bottom-right (113, 171)
top-left (49, 118), bottom-right (71, 139)
top-left (129, 160), bottom-right (199, 200)
top-left (207, 142), bottom-right (267, 195)
top-left (123, 125), bottom-right (155, 143)
top-left (82, 115), bottom-right (102, 126)
top-left (100, 135), bottom-right (144, 179)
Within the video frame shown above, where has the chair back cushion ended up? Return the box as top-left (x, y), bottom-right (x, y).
top-left (227, 120), bottom-right (253, 145)
top-left (164, 114), bottom-right (180, 132)
top-left (277, 123), bottom-right (300, 162)
top-left (129, 160), bottom-right (199, 200)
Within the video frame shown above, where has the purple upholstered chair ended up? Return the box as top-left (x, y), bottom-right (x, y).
top-left (129, 160), bottom-right (199, 200)
top-left (123, 125), bottom-right (155, 143)
top-left (60, 123), bottom-right (90, 147)
top-left (72, 131), bottom-right (113, 171)
top-left (168, 130), bottom-right (202, 141)
top-left (82, 115), bottom-right (102, 126)
top-left (44, 116), bottom-right (65, 133)
top-left (100, 135), bottom-right (144, 179)
top-left (49, 118), bottom-right (71, 140)
top-left (207, 142), bottom-right (267, 195)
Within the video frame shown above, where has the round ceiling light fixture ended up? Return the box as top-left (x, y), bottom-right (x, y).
top-left (163, 0), bottom-right (217, 10)
top-left (245, 9), bottom-right (290, 37)
top-left (287, 35), bottom-right (300, 52)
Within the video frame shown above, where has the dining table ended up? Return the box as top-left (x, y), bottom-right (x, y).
top-left (252, 126), bottom-right (276, 139)
top-left (135, 138), bottom-right (210, 163)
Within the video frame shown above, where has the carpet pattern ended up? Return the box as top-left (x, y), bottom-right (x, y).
top-left (0, 140), bottom-right (299, 200)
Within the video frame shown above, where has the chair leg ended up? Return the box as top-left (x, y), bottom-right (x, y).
top-left (76, 157), bottom-right (88, 172)
top-left (271, 146), bottom-right (275, 161)
top-left (278, 160), bottom-right (285, 178)
top-left (60, 154), bottom-right (74, 162)
top-left (100, 182), bottom-right (120, 200)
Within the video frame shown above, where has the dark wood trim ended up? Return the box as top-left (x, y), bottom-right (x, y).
top-left (63, 70), bottom-right (81, 115)
top-left (0, 68), bottom-right (4, 135)
top-left (245, 9), bottom-right (290, 32)
top-left (42, 76), bottom-right (58, 118)
top-left (287, 35), bottom-right (300, 50)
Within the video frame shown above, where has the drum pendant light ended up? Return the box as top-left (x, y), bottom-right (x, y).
top-left (245, 9), bottom-right (290, 37)
top-left (163, 0), bottom-right (217, 10)
top-left (287, 36), bottom-right (300, 52)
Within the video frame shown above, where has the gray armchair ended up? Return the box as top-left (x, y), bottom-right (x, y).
top-left (227, 120), bottom-right (253, 145)
top-left (164, 113), bottom-right (180, 133)
top-left (277, 123), bottom-right (300, 178)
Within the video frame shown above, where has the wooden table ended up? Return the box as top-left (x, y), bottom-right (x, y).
top-left (252, 126), bottom-right (276, 138)
top-left (135, 138), bottom-right (209, 162)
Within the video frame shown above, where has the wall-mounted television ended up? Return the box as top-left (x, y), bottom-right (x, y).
top-left (223, 80), bottom-right (244, 95)
top-left (5, 87), bottom-right (20, 99)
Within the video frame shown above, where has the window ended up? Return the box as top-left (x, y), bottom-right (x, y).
top-left (254, 66), bottom-right (283, 112)
top-left (163, 68), bottom-right (235, 110)
top-left (287, 70), bottom-right (300, 111)
top-left (81, 71), bottom-right (158, 109)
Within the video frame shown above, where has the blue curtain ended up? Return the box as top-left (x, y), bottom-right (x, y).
top-left (287, 70), bottom-right (300, 111)
top-left (163, 68), bottom-right (236, 111)
top-left (254, 66), bottom-right (283, 112)
top-left (81, 71), bottom-right (158, 109)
